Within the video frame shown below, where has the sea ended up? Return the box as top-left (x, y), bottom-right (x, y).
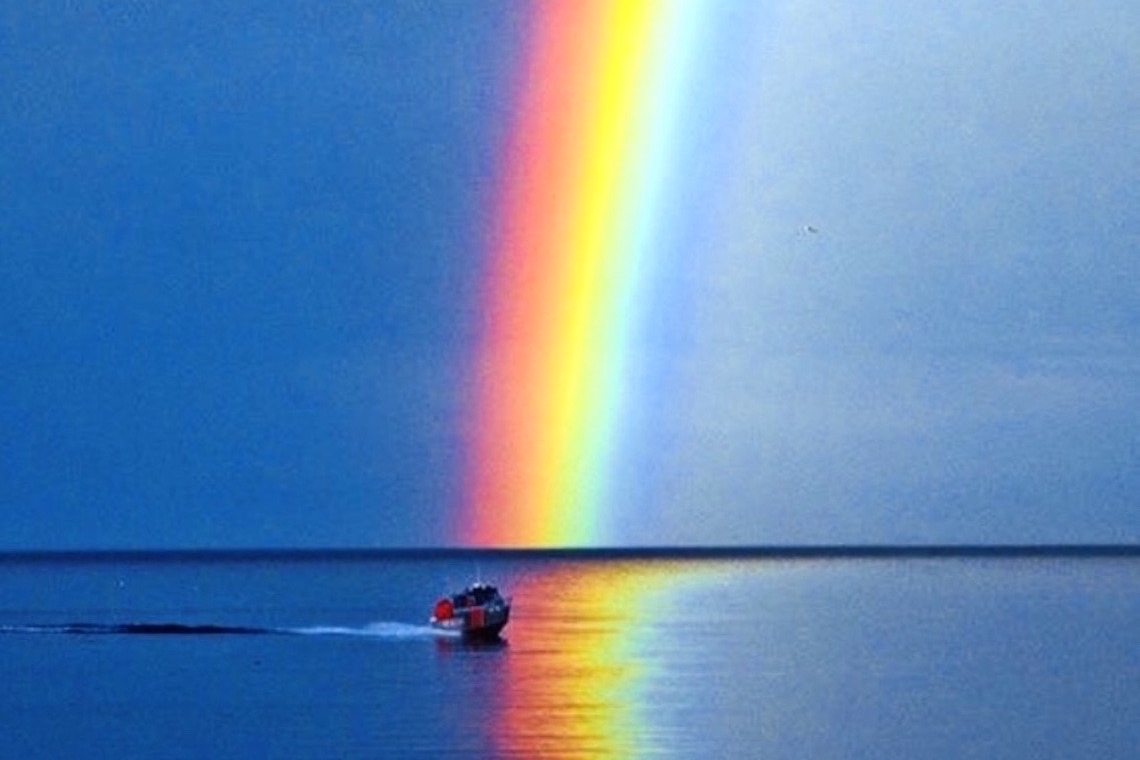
top-left (0, 549), bottom-right (1136, 759)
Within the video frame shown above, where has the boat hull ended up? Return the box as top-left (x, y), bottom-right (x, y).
top-left (431, 604), bottom-right (510, 641)
top-left (461, 616), bottom-right (508, 642)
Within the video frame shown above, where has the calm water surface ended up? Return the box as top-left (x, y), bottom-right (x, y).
top-left (0, 554), bottom-right (1136, 758)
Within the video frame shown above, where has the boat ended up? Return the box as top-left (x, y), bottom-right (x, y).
top-left (430, 582), bottom-right (511, 641)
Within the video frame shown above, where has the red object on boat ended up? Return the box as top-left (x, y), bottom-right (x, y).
top-left (433, 598), bottom-right (454, 621)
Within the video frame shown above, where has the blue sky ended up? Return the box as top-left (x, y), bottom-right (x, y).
top-left (2, 1), bottom-right (1137, 549)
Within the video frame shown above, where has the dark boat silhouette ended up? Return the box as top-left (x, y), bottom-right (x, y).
top-left (430, 582), bottom-right (511, 641)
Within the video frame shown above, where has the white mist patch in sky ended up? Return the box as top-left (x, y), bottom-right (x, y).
top-left (626, 0), bottom-right (1140, 545)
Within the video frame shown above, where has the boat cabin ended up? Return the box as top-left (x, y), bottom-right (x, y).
top-left (465, 583), bottom-right (501, 606)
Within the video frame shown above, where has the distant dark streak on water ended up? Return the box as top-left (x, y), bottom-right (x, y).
top-left (0, 623), bottom-right (273, 635)
top-left (0, 545), bottom-right (1137, 565)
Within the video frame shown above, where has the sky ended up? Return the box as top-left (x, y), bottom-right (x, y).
top-left (2, 1), bottom-right (1137, 549)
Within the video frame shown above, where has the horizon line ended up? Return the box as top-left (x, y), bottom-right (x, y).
top-left (1, 544), bottom-right (1137, 563)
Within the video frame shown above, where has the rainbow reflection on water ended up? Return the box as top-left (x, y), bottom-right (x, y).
top-left (488, 561), bottom-right (725, 758)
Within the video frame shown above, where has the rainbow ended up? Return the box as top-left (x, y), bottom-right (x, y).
top-left (460, 1), bottom-right (749, 546)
